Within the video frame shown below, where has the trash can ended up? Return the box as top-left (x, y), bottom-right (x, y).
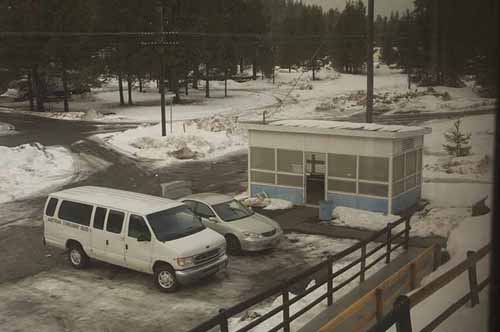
top-left (319, 200), bottom-right (335, 221)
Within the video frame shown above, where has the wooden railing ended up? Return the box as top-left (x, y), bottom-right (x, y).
top-left (188, 217), bottom-right (412, 332)
top-left (368, 244), bottom-right (491, 332)
top-left (319, 243), bottom-right (440, 332)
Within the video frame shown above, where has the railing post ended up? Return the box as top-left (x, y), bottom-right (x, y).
top-left (327, 256), bottom-right (334, 306)
top-left (404, 217), bottom-right (411, 251)
top-left (466, 251), bottom-right (480, 307)
top-left (282, 285), bottom-right (290, 332)
top-left (360, 244), bottom-right (367, 283)
top-left (433, 244), bottom-right (442, 271)
top-left (219, 309), bottom-right (229, 332)
top-left (386, 222), bottom-right (393, 264)
top-left (409, 262), bottom-right (417, 290)
top-left (375, 288), bottom-right (384, 323)
top-left (394, 296), bottom-right (413, 332)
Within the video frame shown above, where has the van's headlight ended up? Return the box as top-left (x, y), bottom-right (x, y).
top-left (176, 256), bottom-right (195, 267)
top-left (243, 231), bottom-right (263, 240)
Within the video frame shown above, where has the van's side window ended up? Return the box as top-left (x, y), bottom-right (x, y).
top-left (45, 198), bottom-right (59, 217)
top-left (106, 210), bottom-right (124, 234)
top-left (93, 207), bottom-right (107, 230)
top-left (128, 215), bottom-right (150, 239)
top-left (58, 201), bottom-right (93, 226)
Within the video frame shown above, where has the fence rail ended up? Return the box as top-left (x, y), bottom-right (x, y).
top-left (188, 217), bottom-right (412, 332)
top-left (369, 243), bottom-right (491, 332)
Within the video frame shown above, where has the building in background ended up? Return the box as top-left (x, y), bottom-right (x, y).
top-left (242, 120), bottom-right (431, 214)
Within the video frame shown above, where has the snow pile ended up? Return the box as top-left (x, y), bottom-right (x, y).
top-left (236, 192), bottom-right (294, 211)
top-left (330, 206), bottom-right (401, 231)
top-left (403, 213), bottom-right (491, 332)
top-left (95, 118), bottom-right (246, 166)
top-left (1, 88), bottom-right (20, 98)
top-left (0, 122), bottom-right (15, 136)
top-left (0, 143), bottom-right (75, 203)
top-left (409, 206), bottom-right (471, 238)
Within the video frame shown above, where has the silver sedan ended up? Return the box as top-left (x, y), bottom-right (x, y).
top-left (180, 193), bottom-right (283, 255)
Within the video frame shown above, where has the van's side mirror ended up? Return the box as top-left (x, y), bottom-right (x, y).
top-left (137, 234), bottom-right (151, 242)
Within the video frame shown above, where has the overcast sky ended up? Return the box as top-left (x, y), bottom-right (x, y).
top-left (302, 0), bottom-right (414, 17)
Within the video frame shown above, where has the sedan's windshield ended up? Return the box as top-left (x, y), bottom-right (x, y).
top-left (212, 200), bottom-right (253, 222)
top-left (147, 206), bottom-right (205, 242)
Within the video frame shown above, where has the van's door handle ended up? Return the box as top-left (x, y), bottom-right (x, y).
top-left (125, 244), bottom-right (128, 250)
top-left (105, 240), bottom-right (109, 246)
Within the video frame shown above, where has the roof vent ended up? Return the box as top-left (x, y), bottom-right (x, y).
top-left (402, 138), bottom-right (415, 151)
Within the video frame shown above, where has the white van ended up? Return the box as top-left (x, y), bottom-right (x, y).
top-left (43, 186), bottom-right (228, 292)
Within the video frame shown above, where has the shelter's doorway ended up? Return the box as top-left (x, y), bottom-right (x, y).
top-left (305, 152), bottom-right (326, 205)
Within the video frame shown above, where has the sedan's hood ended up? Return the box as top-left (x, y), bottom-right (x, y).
top-left (165, 228), bottom-right (225, 257)
top-left (227, 213), bottom-right (280, 234)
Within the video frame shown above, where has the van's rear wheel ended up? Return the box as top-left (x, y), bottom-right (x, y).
top-left (154, 265), bottom-right (178, 292)
top-left (68, 244), bottom-right (88, 269)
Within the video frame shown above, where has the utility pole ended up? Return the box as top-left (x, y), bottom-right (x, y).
top-left (366, 0), bottom-right (374, 123)
top-left (159, 5), bottom-right (167, 136)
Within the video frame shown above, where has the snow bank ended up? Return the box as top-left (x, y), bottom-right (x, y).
top-left (0, 143), bottom-right (75, 203)
top-left (402, 213), bottom-right (491, 332)
top-left (409, 207), bottom-right (471, 238)
top-left (330, 206), bottom-right (401, 231)
top-left (0, 122), bottom-right (16, 136)
top-left (95, 117), bottom-right (246, 167)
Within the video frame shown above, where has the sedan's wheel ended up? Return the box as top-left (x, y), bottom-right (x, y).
top-left (154, 265), bottom-right (178, 292)
top-left (226, 234), bottom-right (242, 255)
top-left (67, 244), bottom-right (88, 269)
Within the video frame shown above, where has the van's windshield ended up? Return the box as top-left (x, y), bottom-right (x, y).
top-left (147, 206), bottom-right (205, 242)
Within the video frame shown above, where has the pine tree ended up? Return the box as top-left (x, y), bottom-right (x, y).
top-left (442, 119), bottom-right (472, 157)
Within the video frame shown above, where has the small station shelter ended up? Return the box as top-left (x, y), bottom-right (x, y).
top-left (242, 120), bottom-right (431, 215)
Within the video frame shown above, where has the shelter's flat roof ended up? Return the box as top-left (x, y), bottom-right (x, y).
top-left (241, 120), bottom-right (431, 139)
top-left (51, 186), bottom-right (183, 215)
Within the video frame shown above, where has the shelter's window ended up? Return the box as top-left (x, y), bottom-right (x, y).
top-left (328, 179), bottom-right (356, 194)
top-left (358, 182), bottom-right (388, 197)
top-left (250, 147), bottom-right (275, 171)
top-left (328, 154), bottom-right (356, 179)
top-left (359, 157), bottom-right (389, 182)
top-left (277, 149), bottom-right (303, 174)
top-left (251, 171), bottom-right (275, 184)
top-left (405, 150), bottom-right (417, 175)
top-left (393, 155), bottom-right (405, 181)
top-left (277, 174), bottom-right (303, 187)
top-left (393, 181), bottom-right (404, 196)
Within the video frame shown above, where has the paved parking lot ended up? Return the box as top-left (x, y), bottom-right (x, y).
top-left (0, 224), bottom-right (360, 332)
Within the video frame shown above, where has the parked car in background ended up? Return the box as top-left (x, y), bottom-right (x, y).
top-left (43, 186), bottom-right (227, 292)
top-left (180, 193), bottom-right (283, 255)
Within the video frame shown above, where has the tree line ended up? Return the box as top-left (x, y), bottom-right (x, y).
top-left (0, 0), bottom-right (496, 113)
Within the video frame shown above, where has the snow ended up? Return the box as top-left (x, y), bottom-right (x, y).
top-left (423, 115), bottom-right (495, 182)
top-left (93, 117), bottom-right (246, 168)
top-left (270, 119), bottom-right (427, 134)
top-left (0, 122), bottom-right (16, 136)
top-left (330, 206), bottom-right (400, 231)
top-left (228, 233), bottom-right (404, 332)
top-left (399, 213), bottom-right (491, 332)
top-left (235, 192), bottom-right (294, 211)
top-left (263, 199), bottom-right (294, 210)
top-left (0, 143), bottom-right (75, 203)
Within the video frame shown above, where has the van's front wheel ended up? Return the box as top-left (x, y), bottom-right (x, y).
top-left (68, 244), bottom-right (89, 269)
top-left (154, 265), bottom-right (178, 292)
